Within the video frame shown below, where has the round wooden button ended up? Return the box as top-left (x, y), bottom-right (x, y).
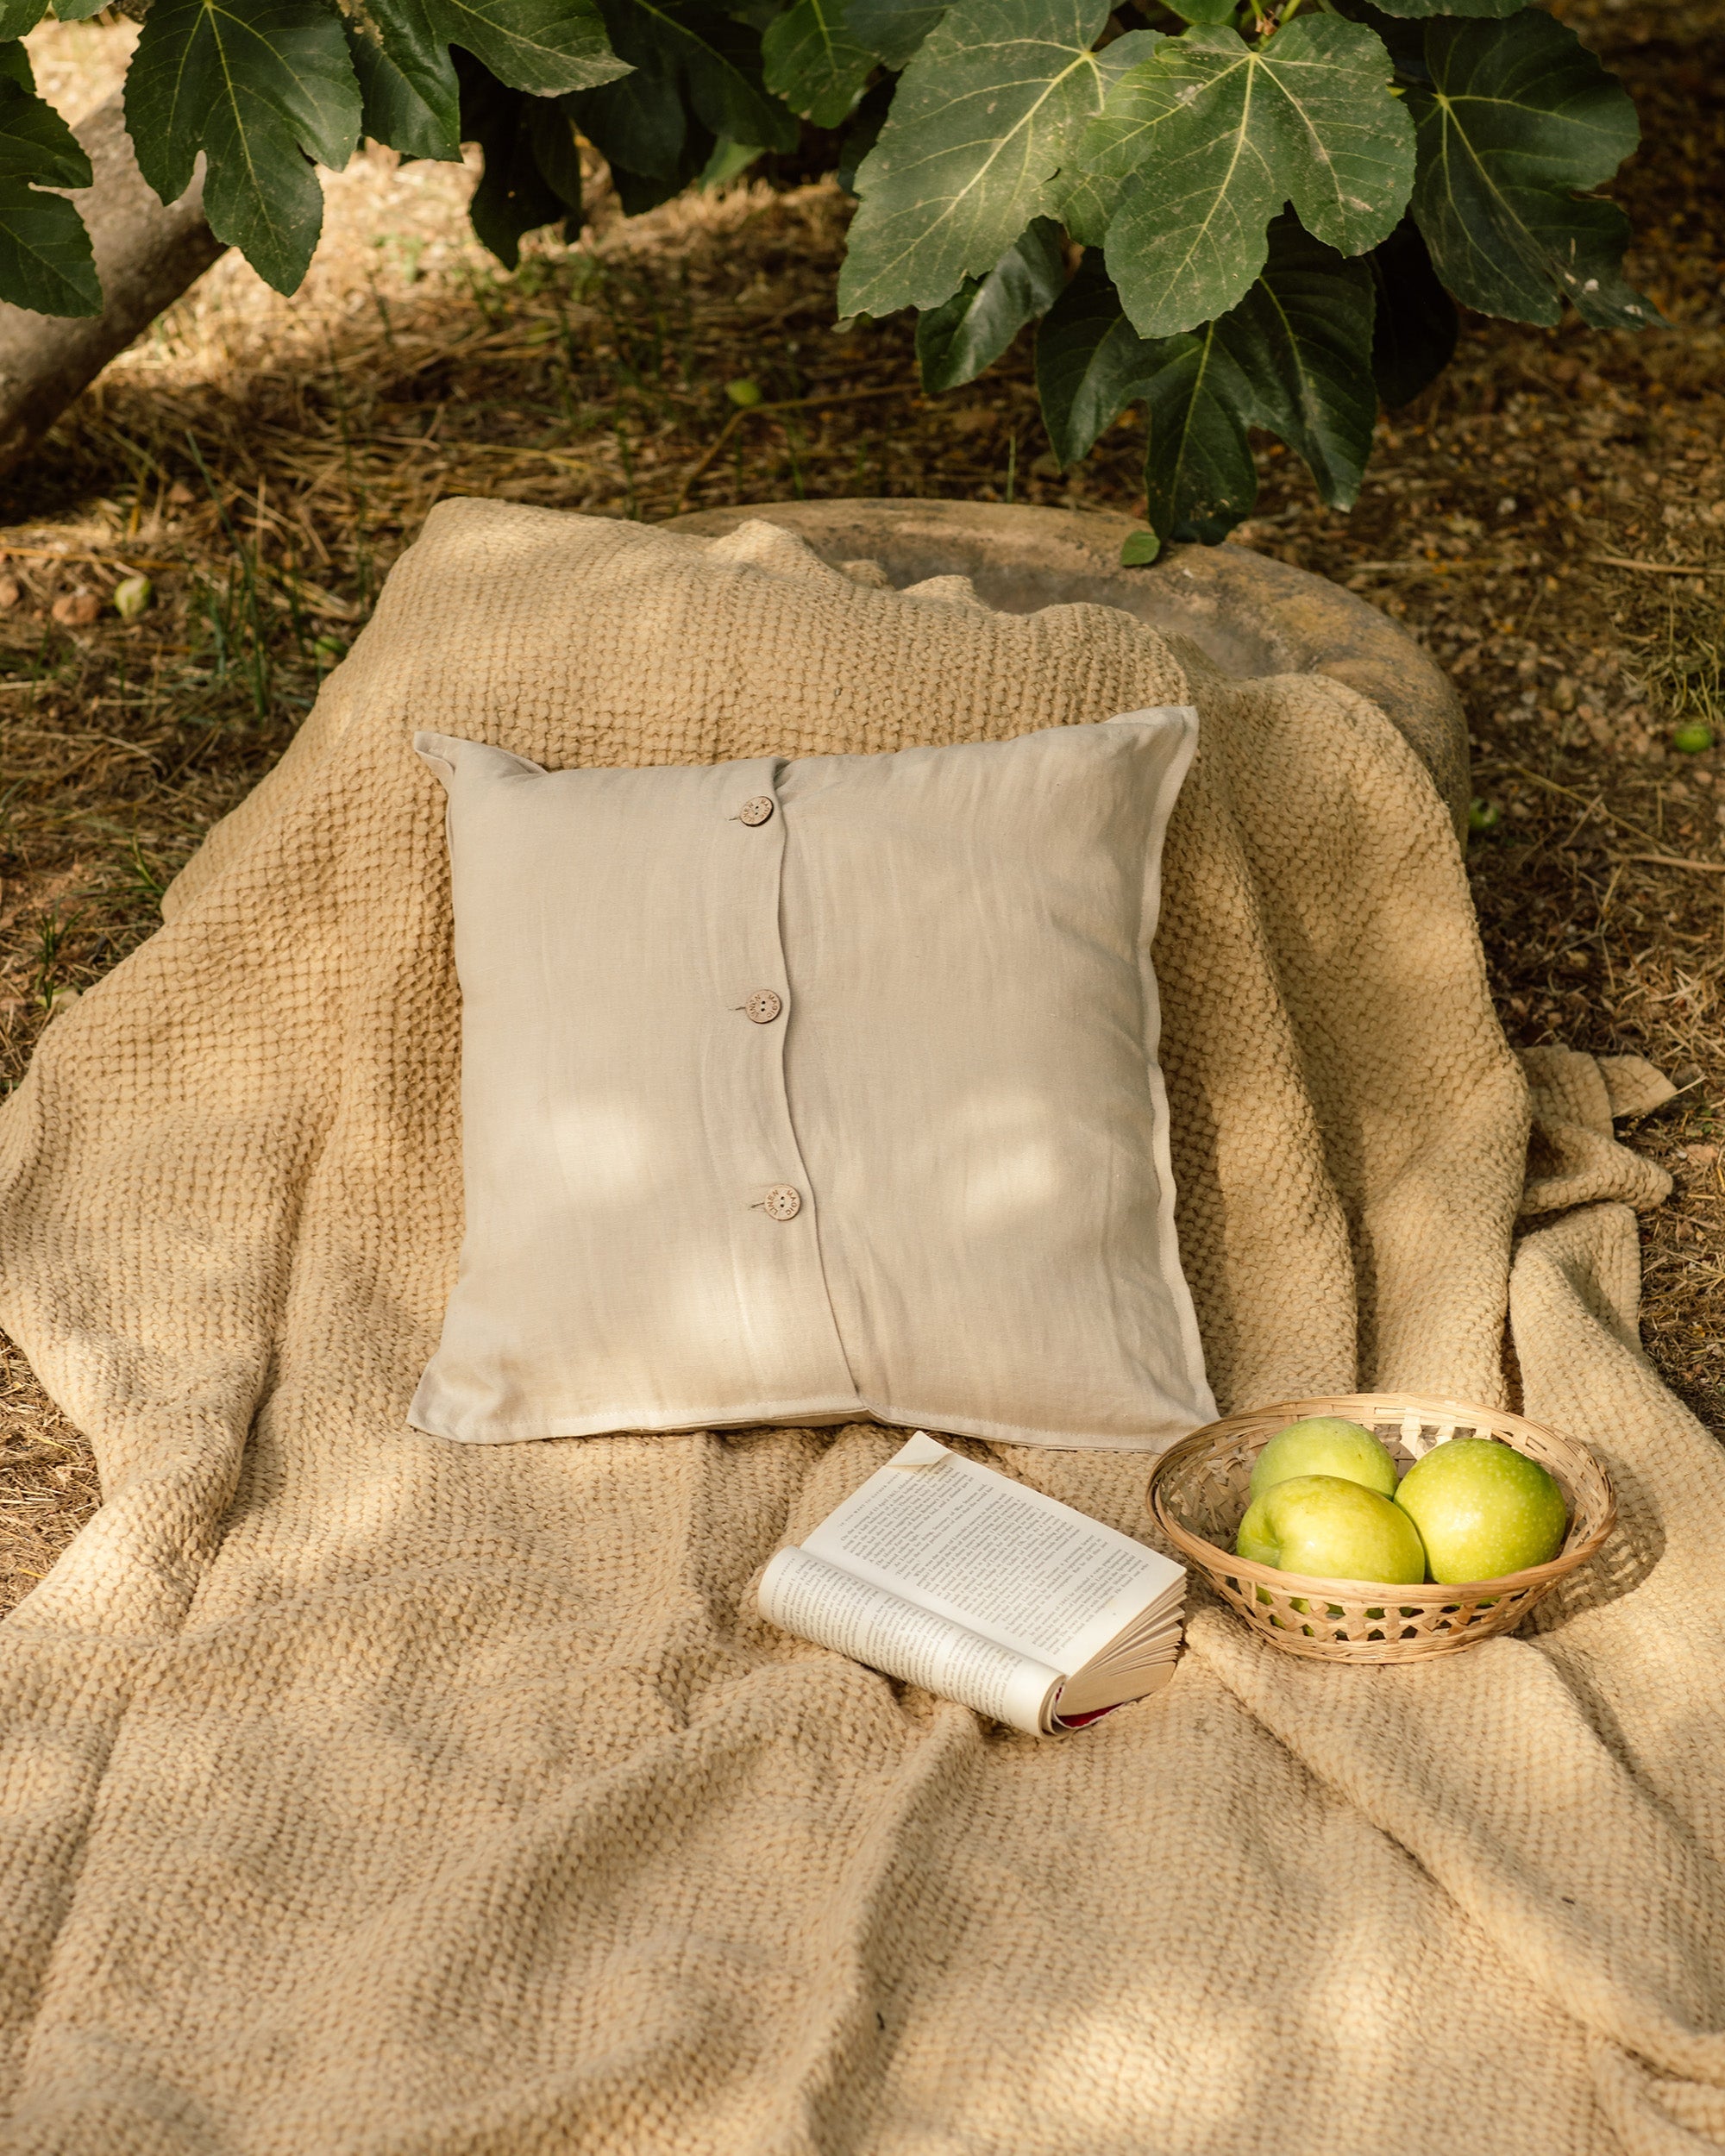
top-left (745, 989), bottom-right (783, 1024)
top-left (762, 1185), bottom-right (801, 1221)
top-left (738, 795), bottom-right (775, 826)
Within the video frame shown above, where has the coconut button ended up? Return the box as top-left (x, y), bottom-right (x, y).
top-left (738, 795), bottom-right (775, 826)
top-left (745, 990), bottom-right (783, 1024)
top-left (762, 1185), bottom-right (801, 1221)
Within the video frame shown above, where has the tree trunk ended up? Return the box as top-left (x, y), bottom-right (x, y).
top-left (0, 92), bottom-right (226, 482)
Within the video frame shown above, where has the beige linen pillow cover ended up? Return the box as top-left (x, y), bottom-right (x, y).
top-left (410, 708), bottom-right (1214, 1451)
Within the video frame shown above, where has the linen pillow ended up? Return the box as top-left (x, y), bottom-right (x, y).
top-left (410, 710), bottom-right (1214, 1450)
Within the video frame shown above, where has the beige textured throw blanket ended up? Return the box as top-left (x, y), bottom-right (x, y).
top-left (3, 502), bottom-right (1722, 2156)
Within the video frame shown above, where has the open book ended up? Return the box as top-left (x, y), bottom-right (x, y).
top-left (759, 1432), bottom-right (1185, 1736)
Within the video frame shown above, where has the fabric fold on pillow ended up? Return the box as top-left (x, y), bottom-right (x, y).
top-left (410, 709), bottom-right (1214, 1451)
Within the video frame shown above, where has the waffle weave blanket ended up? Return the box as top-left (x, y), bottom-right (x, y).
top-left (2, 502), bottom-right (1721, 2156)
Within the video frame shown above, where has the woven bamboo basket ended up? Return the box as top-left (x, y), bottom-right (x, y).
top-left (1147, 1393), bottom-right (1616, 1664)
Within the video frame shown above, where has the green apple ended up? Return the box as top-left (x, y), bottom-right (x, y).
top-left (1394, 1439), bottom-right (1567, 1583)
top-left (1237, 1474), bottom-right (1427, 1583)
top-left (1249, 1416), bottom-right (1398, 1502)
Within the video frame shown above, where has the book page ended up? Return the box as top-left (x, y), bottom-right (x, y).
top-left (802, 1433), bottom-right (1182, 1674)
top-left (759, 1547), bottom-right (1061, 1737)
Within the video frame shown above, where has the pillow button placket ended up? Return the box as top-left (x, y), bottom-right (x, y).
top-left (741, 778), bottom-right (803, 1228)
top-left (732, 766), bottom-right (856, 1408)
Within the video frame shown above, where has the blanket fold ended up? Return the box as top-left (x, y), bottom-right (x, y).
top-left (2, 503), bottom-right (1718, 2156)
top-left (1521, 1046), bottom-right (1676, 1217)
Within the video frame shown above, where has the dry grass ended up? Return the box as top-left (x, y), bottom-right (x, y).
top-left (0, 1338), bottom-right (99, 1612)
top-left (1, 0), bottom-right (1722, 1611)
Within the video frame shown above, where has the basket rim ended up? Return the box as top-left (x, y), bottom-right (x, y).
top-left (1147, 1390), bottom-right (1617, 1601)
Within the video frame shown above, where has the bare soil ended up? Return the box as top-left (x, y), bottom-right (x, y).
top-left (2, 0), bottom-right (1721, 1611)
